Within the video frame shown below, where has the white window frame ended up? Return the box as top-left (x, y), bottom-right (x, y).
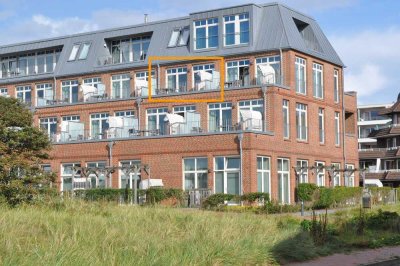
top-left (257, 156), bottom-right (271, 194)
top-left (255, 56), bottom-right (281, 85)
top-left (166, 67), bottom-right (187, 92)
top-left (226, 60), bottom-right (250, 83)
top-left (283, 99), bottom-right (290, 139)
top-left (213, 156), bottom-right (240, 195)
top-left (335, 112), bottom-right (340, 146)
top-left (183, 157), bottom-right (208, 190)
top-left (61, 163), bottom-right (81, 192)
top-left (332, 163), bottom-right (341, 187)
top-left (119, 160), bottom-right (141, 189)
top-left (334, 69), bottom-right (339, 103)
top-left (83, 77), bottom-right (102, 88)
top-left (16, 85), bottom-right (31, 104)
top-left (295, 57), bottom-right (306, 94)
top-left (238, 99), bottom-right (264, 131)
top-left (296, 160), bottom-right (308, 183)
top-left (39, 117), bottom-right (57, 137)
top-left (193, 18), bottom-right (219, 50)
top-left (223, 13), bottom-right (250, 46)
top-left (36, 83), bottom-right (54, 106)
top-left (316, 161), bottom-right (325, 187)
top-left (345, 164), bottom-right (355, 187)
top-left (208, 102), bottom-right (233, 132)
top-left (61, 80), bottom-right (79, 103)
top-left (319, 108), bottom-right (325, 144)
top-left (111, 73), bottom-right (130, 99)
top-left (277, 158), bottom-right (290, 204)
top-left (68, 44), bottom-right (80, 61)
top-left (173, 105), bottom-right (196, 117)
top-left (90, 113), bottom-right (109, 139)
top-left (111, 36), bottom-right (151, 63)
top-left (146, 107), bottom-right (168, 134)
top-left (313, 63), bottom-right (324, 99)
top-left (135, 71), bottom-right (157, 94)
top-left (87, 161), bottom-right (107, 188)
top-left (0, 88), bottom-right (8, 96)
top-left (62, 115), bottom-right (80, 122)
top-left (78, 43), bottom-right (91, 60)
top-left (296, 103), bottom-right (307, 141)
top-left (115, 110), bottom-right (135, 117)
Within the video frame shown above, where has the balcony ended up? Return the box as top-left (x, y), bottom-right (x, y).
top-left (359, 146), bottom-right (400, 159)
top-left (51, 118), bottom-right (265, 144)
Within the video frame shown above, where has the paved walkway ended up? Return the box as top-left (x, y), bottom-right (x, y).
top-left (288, 246), bottom-right (400, 266)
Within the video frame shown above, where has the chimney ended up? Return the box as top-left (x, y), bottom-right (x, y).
top-left (144, 14), bottom-right (149, 24)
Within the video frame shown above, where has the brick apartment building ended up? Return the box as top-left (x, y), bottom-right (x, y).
top-left (0, 2), bottom-right (358, 203)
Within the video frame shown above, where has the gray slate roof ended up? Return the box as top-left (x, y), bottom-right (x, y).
top-left (0, 2), bottom-right (344, 84)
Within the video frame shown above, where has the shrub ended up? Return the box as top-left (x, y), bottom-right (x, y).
top-left (297, 183), bottom-right (318, 202)
top-left (261, 201), bottom-right (301, 214)
top-left (201, 193), bottom-right (236, 209)
top-left (240, 192), bottom-right (270, 203)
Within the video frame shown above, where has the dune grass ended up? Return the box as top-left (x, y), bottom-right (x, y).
top-left (0, 200), bottom-right (399, 265)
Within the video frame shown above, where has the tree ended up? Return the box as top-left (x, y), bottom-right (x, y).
top-left (0, 97), bottom-right (55, 206)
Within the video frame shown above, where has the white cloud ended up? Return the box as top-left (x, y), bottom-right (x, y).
top-left (32, 15), bottom-right (98, 36)
top-left (330, 27), bottom-right (400, 102)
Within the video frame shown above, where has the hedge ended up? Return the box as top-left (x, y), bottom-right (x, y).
top-left (296, 183), bottom-right (318, 202)
top-left (202, 192), bottom-right (270, 209)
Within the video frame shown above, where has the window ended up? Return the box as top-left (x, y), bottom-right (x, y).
top-left (214, 156), bottom-right (240, 195)
top-left (166, 67), bottom-right (187, 92)
top-left (0, 48), bottom-right (60, 78)
top-left (173, 105), bottom-right (195, 117)
top-left (111, 36), bottom-right (151, 63)
top-left (257, 156), bottom-right (270, 194)
top-left (40, 117), bottom-right (57, 138)
top-left (115, 110), bottom-right (135, 117)
top-left (345, 164), bottom-right (355, 187)
top-left (36, 83), bottom-right (54, 106)
top-left (0, 88), bottom-right (8, 96)
top-left (332, 163), bottom-right (341, 187)
top-left (316, 161), bottom-right (325, 187)
top-left (78, 43), bottom-right (91, 60)
top-left (61, 80), bottom-right (79, 103)
top-left (296, 103), bottom-right (307, 141)
top-left (238, 99), bottom-right (264, 131)
top-left (313, 63), bottom-right (323, 99)
top-left (335, 112), bottom-right (340, 146)
top-left (334, 69), bottom-right (339, 103)
top-left (119, 160), bottom-right (141, 189)
top-left (295, 57), bottom-right (306, 94)
top-left (111, 74), bottom-right (130, 99)
top-left (209, 103), bottom-right (232, 132)
top-left (282, 100), bottom-right (289, 139)
top-left (183, 158), bottom-right (208, 190)
top-left (146, 107), bottom-right (168, 135)
top-left (277, 158), bottom-right (290, 204)
top-left (256, 56), bottom-right (281, 85)
top-left (224, 13), bottom-right (249, 46)
top-left (135, 71), bottom-right (157, 95)
top-left (178, 27), bottom-right (190, 46)
top-left (194, 18), bottom-right (218, 50)
top-left (69, 44), bottom-right (80, 61)
top-left (296, 160), bottom-right (308, 183)
top-left (61, 163), bottom-right (81, 191)
top-left (16, 86), bottom-right (31, 104)
top-left (226, 60), bottom-right (250, 86)
top-left (62, 115), bottom-right (80, 121)
top-left (318, 108), bottom-right (325, 144)
top-left (193, 64), bottom-right (217, 90)
top-left (168, 29), bottom-right (181, 47)
top-left (87, 162), bottom-right (106, 188)
top-left (90, 113), bottom-right (109, 139)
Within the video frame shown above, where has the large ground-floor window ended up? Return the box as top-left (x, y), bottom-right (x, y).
top-left (345, 164), bottom-right (355, 187)
top-left (183, 157), bottom-right (208, 190)
top-left (277, 158), bottom-right (290, 204)
top-left (119, 160), bottom-right (141, 189)
top-left (316, 161), bottom-right (325, 187)
top-left (61, 163), bottom-right (81, 191)
top-left (332, 163), bottom-right (341, 187)
top-left (257, 156), bottom-right (270, 194)
top-left (214, 156), bottom-right (240, 195)
top-left (87, 161), bottom-right (106, 188)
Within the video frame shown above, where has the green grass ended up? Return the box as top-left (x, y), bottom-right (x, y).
top-left (0, 200), bottom-right (399, 265)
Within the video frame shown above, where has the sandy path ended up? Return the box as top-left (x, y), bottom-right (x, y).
top-left (288, 245), bottom-right (400, 266)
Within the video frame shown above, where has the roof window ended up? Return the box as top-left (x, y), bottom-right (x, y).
top-left (168, 27), bottom-right (190, 47)
top-left (78, 43), bottom-right (91, 60)
top-left (68, 44), bottom-right (80, 61)
top-left (293, 18), bottom-right (323, 53)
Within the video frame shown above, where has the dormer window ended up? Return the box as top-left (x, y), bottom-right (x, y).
top-left (224, 13), bottom-right (249, 46)
top-left (194, 18), bottom-right (218, 50)
top-left (168, 27), bottom-right (190, 47)
top-left (110, 36), bottom-right (151, 64)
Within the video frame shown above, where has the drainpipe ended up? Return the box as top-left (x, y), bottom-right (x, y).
top-left (53, 76), bottom-right (57, 101)
top-left (279, 49), bottom-right (283, 85)
top-left (136, 97), bottom-right (142, 131)
top-left (107, 141), bottom-right (115, 188)
top-left (238, 133), bottom-right (244, 198)
top-left (157, 63), bottom-right (160, 93)
top-left (341, 69), bottom-right (347, 183)
top-left (262, 86), bottom-right (267, 131)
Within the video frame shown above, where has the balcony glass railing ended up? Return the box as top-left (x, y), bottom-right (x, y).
top-left (51, 118), bottom-right (265, 143)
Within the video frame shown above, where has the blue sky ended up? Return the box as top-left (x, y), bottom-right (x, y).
top-left (0, 0), bottom-right (399, 104)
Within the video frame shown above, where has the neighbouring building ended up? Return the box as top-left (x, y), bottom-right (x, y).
top-left (0, 2), bottom-right (359, 203)
top-left (360, 94), bottom-right (400, 187)
top-left (358, 104), bottom-right (392, 150)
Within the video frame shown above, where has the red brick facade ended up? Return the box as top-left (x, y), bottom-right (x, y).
top-left (8, 49), bottom-right (358, 203)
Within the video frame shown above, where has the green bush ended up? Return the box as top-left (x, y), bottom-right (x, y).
top-left (241, 192), bottom-right (270, 203)
top-left (201, 193), bottom-right (236, 209)
top-left (297, 183), bottom-right (318, 202)
top-left (261, 201), bottom-right (301, 214)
